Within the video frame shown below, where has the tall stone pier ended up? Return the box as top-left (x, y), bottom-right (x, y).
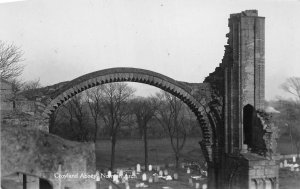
top-left (205, 10), bottom-right (279, 189)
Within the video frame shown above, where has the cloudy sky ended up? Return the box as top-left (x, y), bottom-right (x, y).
top-left (0, 0), bottom-right (299, 100)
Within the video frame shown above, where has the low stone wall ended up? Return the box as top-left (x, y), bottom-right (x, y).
top-left (1, 110), bottom-right (49, 132)
top-left (1, 124), bottom-right (96, 189)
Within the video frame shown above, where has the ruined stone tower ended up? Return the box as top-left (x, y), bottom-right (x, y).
top-left (205, 10), bottom-right (278, 189)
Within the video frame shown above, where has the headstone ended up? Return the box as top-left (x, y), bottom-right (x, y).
top-left (142, 173), bottom-right (147, 181)
top-left (187, 167), bottom-right (191, 174)
top-left (149, 164), bottom-right (153, 171)
top-left (293, 156), bottom-right (296, 162)
top-left (124, 174), bottom-right (129, 182)
top-left (149, 176), bottom-right (153, 183)
top-left (96, 171), bottom-right (100, 181)
top-left (296, 168), bottom-right (299, 172)
top-left (159, 170), bottom-right (163, 176)
top-left (202, 184), bottom-right (207, 189)
top-left (108, 184), bottom-right (113, 189)
top-left (195, 183), bottom-right (200, 189)
top-left (107, 170), bottom-right (112, 178)
top-left (113, 174), bottom-right (119, 183)
top-left (154, 175), bottom-right (159, 182)
top-left (119, 169), bottom-right (123, 177)
top-left (164, 169), bottom-right (168, 176)
top-left (137, 164), bottom-right (141, 172)
top-left (166, 175), bottom-right (172, 180)
top-left (173, 173), bottom-right (178, 180)
top-left (280, 162), bottom-right (283, 168)
top-left (284, 159), bottom-right (288, 167)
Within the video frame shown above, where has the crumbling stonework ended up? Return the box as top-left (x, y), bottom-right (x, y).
top-left (1, 110), bottom-right (48, 132)
top-left (1, 124), bottom-right (96, 189)
top-left (204, 10), bottom-right (279, 189)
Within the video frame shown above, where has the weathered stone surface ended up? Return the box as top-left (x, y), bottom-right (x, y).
top-left (1, 110), bottom-right (48, 132)
top-left (1, 124), bottom-right (96, 189)
top-left (203, 10), bottom-right (278, 189)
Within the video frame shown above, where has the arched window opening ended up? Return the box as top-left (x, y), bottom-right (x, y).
top-left (39, 178), bottom-right (53, 189)
top-left (243, 104), bottom-right (255, 148)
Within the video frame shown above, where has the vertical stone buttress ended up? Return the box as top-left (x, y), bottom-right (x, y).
top-left (226, 10), bottom-right (265, 154)
top-left (218, 10), bottom-right (278, 189)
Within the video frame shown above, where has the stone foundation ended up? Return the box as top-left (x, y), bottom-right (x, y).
top-left (218, 153), bottom-right (278, 189)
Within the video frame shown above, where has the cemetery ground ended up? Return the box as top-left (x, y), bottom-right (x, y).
top-left (277, 135), bottom-right (300, 189)
top-left (96, 137), bottom-right (300, 189)
top-left (96, 137), bottom-right (207, 189)
top-left (2, 136), bottom-right (300, 189)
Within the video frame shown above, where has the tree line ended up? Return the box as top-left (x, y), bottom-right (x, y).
top-left (269, 77), bottom-right (300, 156)
top-left (48, 83), bottom-right (201, 170)
top-left (0, 41), bottom-right (42, 105)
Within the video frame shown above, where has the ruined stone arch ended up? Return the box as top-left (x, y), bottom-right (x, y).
top-left (41, 67), bottom-right (215, 162)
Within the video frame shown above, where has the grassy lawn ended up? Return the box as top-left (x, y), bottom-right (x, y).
top-left (95, 137), bottom-right (204, 170)
top-left (277, 135), bottom-right (298, 155)
top-left (279, 168), bottom-right (300, 189)
top-left (96, 137), bottom-right (300, 189)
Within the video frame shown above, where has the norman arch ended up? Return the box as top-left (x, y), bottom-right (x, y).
top-left (42, 67), bottom-right (215, 163)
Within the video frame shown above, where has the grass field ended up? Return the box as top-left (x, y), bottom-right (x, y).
top-left (277, 135), bottom-right (298, 155)
top-left (277, 136), bottom-right (300, 189)
top-left (279, 168), bottom-right (300, 189)
top-left (96, 135), bottom-right (297, 170)
top-left (95, 137), bottom-right (204, 170)
top-left (96, 136), bottom-right (300, 189)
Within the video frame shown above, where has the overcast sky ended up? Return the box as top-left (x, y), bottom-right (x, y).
top-left (0, 0), bottom-right (299, 100)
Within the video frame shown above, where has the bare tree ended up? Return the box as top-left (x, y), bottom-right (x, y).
top-left (62, 94), bottom-right (89, 141)
top-left (3, 78), bottom-right (25, 110)
top-left (85, 87), bottom-right (103, 143)
top-left (98, 83), bottom-right (135, 170)
top-left (279, 77), bottom-right (300, 153)
top-left (49, 107), bottom-right (61, 133)
top-left (155, 91), bottom-right (189, 168)
top-left (130, 96), bottom-right (159, 171)
top-left (281, 77), bottom-right (300, 103)
top-left (0, 41), bottom-right (24, 80)
top-left (22, 78), bottom-right (42, 91)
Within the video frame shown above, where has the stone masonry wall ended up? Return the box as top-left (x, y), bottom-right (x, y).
top-left (1, 124), bottom-right (96, 189)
